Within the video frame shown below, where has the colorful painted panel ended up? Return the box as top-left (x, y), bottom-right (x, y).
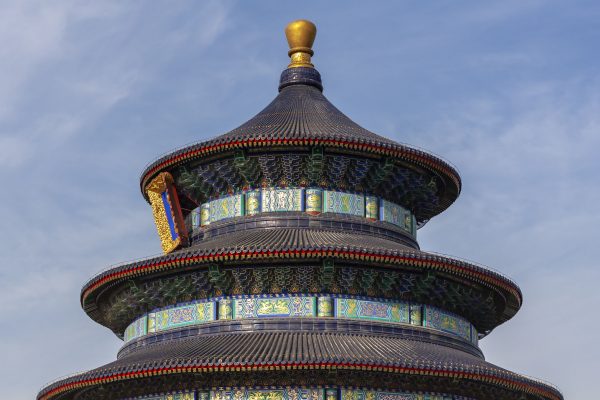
top-left (365, 195), bottom-right (378, 220)
top-left (245, 190), bottom-right (261, 215)
top-left (336, 298), bottom-right (409, 323)
top-left (124, 315), bottom-right (147, 342)
top-left (341, 389), bottom-right (452, 400)
top-left (234, 296), bottom-right (317, 319)
top-left (471, 326), bottom-right (479, 345)
top-left (212, 389), bottom-right (323, 400)
top-left (200, 203), bottom-right (210, 226)
top-left (261, 188), bottom-right (304, 212)
top-left (208, 194), bottom-right (244, 224)
top-left (153, 301), bottom-right (216, 332)
top-left (323, 191), bottom-right (364, 216)
top-left (147, 172), bottom-right (188, 253)
top-left (190, 207), bottom-right (202, 230)
top-left (317, 297), bottom-right (334, 317)
top-left (410, 304), bottom-right (422, 326)
top-left (148, 312), bottom-right (156, 333)
top-left (218, 299), bottom-right (233, 320)
top-left (380, 199), bottom-right (412, 233)
top-left (305, 188), bottom-right (323, 215)
top-left (424, 306), bottom-right (471, 342)
top-left (135, 393), bottom-right (196, 400)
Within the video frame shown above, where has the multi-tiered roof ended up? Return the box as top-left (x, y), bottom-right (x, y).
top-left (39, 20), bottom-right (561, 400)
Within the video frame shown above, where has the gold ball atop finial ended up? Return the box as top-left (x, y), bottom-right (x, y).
top-left (285, 19), bottom-right (317, 68)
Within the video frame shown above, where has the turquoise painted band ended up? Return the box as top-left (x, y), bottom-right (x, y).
top-left (124, 295), bottom-right (478, 346)
top-left (188, 188), bottom-right (416, 237)
top-left (122, 387), bottom-right (474, 400)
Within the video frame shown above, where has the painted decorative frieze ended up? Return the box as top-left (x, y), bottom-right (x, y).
top-left (124, 315), bottom-right (148, 342)
top-left (262, 188), bottom-right (305, 212)
top-left (423, 305), bottom-right (471, 342)
top-left (218, 298), bottom-right (233, 320)
top-left (305, 188), bottom-right (323, 215)
top-left (124, 296), bottom-right (477, 346)
top-left (212, 389), bottom-right (323, 400)
top-left (127, 389), bottom-right (473, 400)
top-left (471, 326), bottom-right (479, 345)
top-left (234, 296), bottom-right (317, 319)
top-left (148, 301), bottom-right (216, 333)
top-left (380, 199), bottom-right (413, 233)
top-left (136, 393), bottom-right (196, 400)
top-left (323, 190), bottom-right (364, 216)
top-left (245, 190), bottom-right (261, 216)
top-left (317, 296), bottom-right (334, 317)
top-left (191, 207), bottom-right (202, 230)
top-left (190, 188), bottom-right (417, 239)
top-left (209, 194), bottom-right (244, 223)
top-left (341, 389), bottom-right (454, 400)
top-left (200, 203), bottom-right (210, 226)
top-left (336, 298), bottom-right (409, 323)
top-left (365, 195), bottom-right (378, 220)
top-left (410, 304), bottom-right (422, 326)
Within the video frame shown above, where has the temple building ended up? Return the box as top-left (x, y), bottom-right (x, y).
top-left (39, 20), bottom-right (562, 400)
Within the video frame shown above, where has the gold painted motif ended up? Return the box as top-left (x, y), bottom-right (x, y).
top-left (365, 196), bottom-right (378, 220)
top-left (218, 299), bottom-right (233, 320)
top-left (201, 204), bottom-right (210, 226)
top-left (246, 190), bottom-right (261, 216)
top-left (305, 188), bottom-right (323, 215)
top-left (257, 299), bottom-right (290, 315)
top-left (248, 391), bottom-right (285, 400)
top-left (317, 297), bottom-right (333, 317)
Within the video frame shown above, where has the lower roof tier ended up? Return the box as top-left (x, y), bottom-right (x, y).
top-left (38, 324), bottom-right (561, 400)
top-left (82, 227), bottom-right (521, 336)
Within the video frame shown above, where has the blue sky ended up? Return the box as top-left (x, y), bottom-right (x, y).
top-left (0, 1), bottom-right (598, 398)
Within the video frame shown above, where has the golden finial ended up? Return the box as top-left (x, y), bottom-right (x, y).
top-left (285, 19), bottom-right (317, 68)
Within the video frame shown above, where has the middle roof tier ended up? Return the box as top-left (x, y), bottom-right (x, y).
top-left (81, 225), bottom-right (521, 339)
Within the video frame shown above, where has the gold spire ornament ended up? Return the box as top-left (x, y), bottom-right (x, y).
top-left (285, 19), bottom-right (317, 68)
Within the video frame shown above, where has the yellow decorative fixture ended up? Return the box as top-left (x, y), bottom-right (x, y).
top-left (285, 19), bottom-right (317, 68)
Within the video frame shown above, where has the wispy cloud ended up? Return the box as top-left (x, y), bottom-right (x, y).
top-left (0, 1), bottom-right (233, 398)
top-left (1, 1), bottom-right (597, 399)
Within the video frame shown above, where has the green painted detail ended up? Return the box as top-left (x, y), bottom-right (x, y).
top-left (234, 150), bottom-right (261, 186)
top-left (322, 259), bottom-right (335, 289)
top-left (363, 157), bottom-right (395, 190)
top-left (335, 298), bottom-right (409, 323)
top-left (308, 146), bottom-right (324, 184)
top-left (208, 264), bottom-right (231, 295)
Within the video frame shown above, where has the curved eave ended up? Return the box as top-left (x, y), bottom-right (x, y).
top-left (80, 231), bottom-right (522, 330)
top-left (139, 137), bottom-right (462, 209)
top-left (38, 331), bottom-right (561, 400)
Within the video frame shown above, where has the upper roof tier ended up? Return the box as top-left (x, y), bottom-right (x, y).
top-left (140, 20), bottom-right (461, 225)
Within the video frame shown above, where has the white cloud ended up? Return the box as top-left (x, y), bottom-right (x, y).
top-left (418, 74), bottom-right (600, 397)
